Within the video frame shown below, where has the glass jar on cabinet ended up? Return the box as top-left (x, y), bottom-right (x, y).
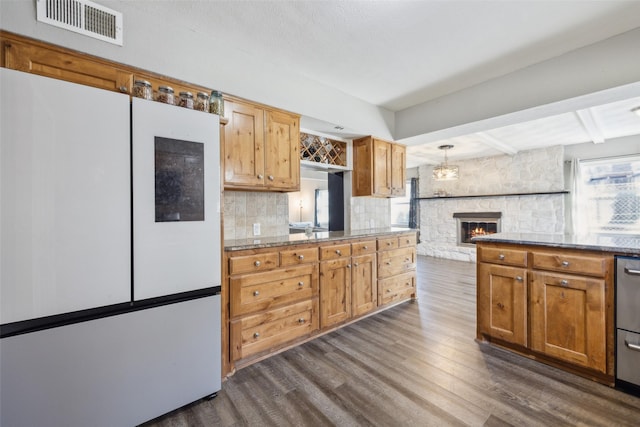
top-left (132, 79), bottom-right (152, 100)
top-left (195, 92), bottom-right (209, 112)
top-left (178, 91), bottom-right (194, 109)
top-left (156, 86), bottom-right (175, 105)
top-left (209, 90), bottom-right (224, 116)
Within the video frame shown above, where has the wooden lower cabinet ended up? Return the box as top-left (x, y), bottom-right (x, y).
top-left (231, 299), bottom-right (318, 361)
top-left (476, 242), bottom-right (614, 384)
top-left (351, 253), bottom-right (377, 317)
top-left (225, 232), bottom-right (417, 374)
top-left (530, 271), bottom-right (606, 373)
top-left (320, 257), bottom-right (352, 328)
top-left (477, 263), bottom-right (528, 347)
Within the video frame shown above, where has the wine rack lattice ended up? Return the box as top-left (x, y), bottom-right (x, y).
top-left (300, 132), bottom-right (347, 167)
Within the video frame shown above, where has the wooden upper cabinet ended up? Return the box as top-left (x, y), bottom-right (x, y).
top-left (224, 100), bottom-right (265, 188)
top-left (390, 144), bottom-right (406, 196)
top-left (352, 136), bottom-right (406, 197)
top-left (223, 97), bottom-right (300, 192)
top-left (265, 109), bottom-right (300, 190)
top-left (2, 34), bottom-right (132, 93)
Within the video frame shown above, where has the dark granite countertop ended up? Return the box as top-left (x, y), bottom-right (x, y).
top-left (224, 227), bottom-right (417, 251)
top-left (472, 232), bottom-right (640, 256)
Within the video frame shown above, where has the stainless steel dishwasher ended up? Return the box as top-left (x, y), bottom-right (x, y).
top-left (616, 256), bottom-right (640, 395)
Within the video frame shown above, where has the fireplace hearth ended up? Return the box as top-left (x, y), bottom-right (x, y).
top-left (453, 212), bottom-right (501, 247)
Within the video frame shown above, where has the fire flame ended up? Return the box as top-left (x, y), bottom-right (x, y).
top-left (471, 227), bottom-right (487, 237)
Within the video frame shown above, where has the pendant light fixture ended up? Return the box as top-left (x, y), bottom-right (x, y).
top-left (432, 144), bottom-right (459, 181)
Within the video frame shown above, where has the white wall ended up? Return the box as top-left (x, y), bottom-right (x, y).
top-left (417, 146), bottom-right (566, 261)
top-left (0, 1), bottom-right (394, 140)
top-left (287, 176), bottom-right (328, 224)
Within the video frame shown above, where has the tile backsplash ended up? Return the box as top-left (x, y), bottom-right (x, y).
top-left (223, 191), bottom-right (289, 240)
top-left (350, 196), bottom-right (391, 230)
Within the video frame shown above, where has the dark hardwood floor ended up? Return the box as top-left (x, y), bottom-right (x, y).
top-left (143, 256), bottom-right (640, 426)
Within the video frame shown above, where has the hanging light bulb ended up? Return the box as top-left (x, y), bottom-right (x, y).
top-left (432, 144), bottom-right (459, 181)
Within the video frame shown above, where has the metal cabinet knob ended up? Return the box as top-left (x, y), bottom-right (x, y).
top-left (257, 174), bottom-right (263, 179)
top-left (253, 290), bottom-right (260, 296)
top-left (298, 318), bottom-right (306, 324)
top-left (253, 332), bottom-right (260, 339)
top-left (347, 264), bottom-right (351, 268)
top-left (353, 262), bottom-right (359, 267)
top-left (498, 254), bottom-right (505, 260)
top-left (298, 254), bottom-right (304, 260)
top-left (386, 289), bottom-right (391, 293)
top-left (386, 261), bottom-right (391, 265)
top-left (561, 261), bottom-right (570, 267)
top-left (363, 246), bottom-right (368, 250)
top-left (515, 276), bottom-right (523, 282)
top-left (254, 260), bottom-right (261, 267)
top-left (560, 280), bottom-right (569, 286)
top-left (118, 86), bottom-right (128, 93)
top-left (387, 242), bottom-right (392, 246)
top-left (298, 281), bottom-right (304, 287)
top-left (268, 175), bottom-right (274, 181)
top-left (336, 249), bottom-right (342, 255)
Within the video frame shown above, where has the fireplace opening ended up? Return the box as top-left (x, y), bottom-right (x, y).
top-left (453, 212), bottom-right (501, 247)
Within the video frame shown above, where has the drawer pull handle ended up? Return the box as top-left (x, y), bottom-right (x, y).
top-left (498, 254), bottom-right (505, 260)
top-left (363, 246), bottom-right (368, 250)
top-left (257, 174), bottom-right (263, 179)
top-left (254, 261), bottom-right (261, 267)
top-left (347, 264), bottom-right (351, 268)
top-left (298, 254), bottom-right (304, 260)
top-left (335, 249), bottom-right (342, 255)
top-left (387, 242), bottom-right (392, 246)
top-left (253, 291), bottom-right (260, 296)
top-left (386, 261), bottom-right (391, 265)
top-left (298, 318), bottom-right (306, 324)
top-left (561, 261), bottom-right (570, 267)
top-left (268, 175), bottom-right (274, 181)
top-left (118, 86), bottom-right (128, 93)
top-left (625, 340), bottom-right (640, 352)
top-left (515, 276), bottom-right (523, 282)
top-left (353, 262), bottom-right (359, 267)
top-left (560, 280), bottom-right (569, 287)
top-left (624, 267), bottom-right (640, 276)
top-left (386, 289), bottom-right (391, 293)
top-left (253, 332), bottom-right (260, 339)
top-left (298, 281), bottom-right (304, 287)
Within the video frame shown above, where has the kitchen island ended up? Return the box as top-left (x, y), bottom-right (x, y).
top-left (222, 228), bottom-right (418, 376)
top-left (473, 232), bottom-right (640, 386)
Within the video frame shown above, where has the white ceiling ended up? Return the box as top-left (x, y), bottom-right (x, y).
top-left (153, 1), bottom-right (640, 168)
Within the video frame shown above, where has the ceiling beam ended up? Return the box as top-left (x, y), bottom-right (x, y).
top-left (575, 108), bottom-right (605, 143)
top-left (475, 132), bottom-right (519, 155)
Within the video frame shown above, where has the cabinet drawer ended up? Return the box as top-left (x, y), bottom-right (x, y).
top-left (479, 246), bottom-right (528, 267)
top-left (398, 234), bottom-right (417, 248)
top-left (378, 237), bottom-right (399, 251)
top-left (230, 299), bottom-right (318, 361)
top-left (379, 272), bottom-right (415, 305)
top-left (280, 247), bottom-right (318, 266)
top-left (320, 243), bottom-right (351, 260)
top-left (532, 251), bottom-right (608, 278)
top-left (230, 264), bottom-right (317, 317)
top-left (351, 240), bottom-right (377, 256)
top-left (378, 247), bottom-right (416, 278)
top-left (229, 252), bottom-right (278, 275)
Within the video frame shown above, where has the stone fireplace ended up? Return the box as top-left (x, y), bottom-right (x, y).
top-left (454, 212), bottom-right (501, 247)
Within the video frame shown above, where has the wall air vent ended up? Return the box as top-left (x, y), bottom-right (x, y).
top-left (36, 0), bottom-right (123, 46)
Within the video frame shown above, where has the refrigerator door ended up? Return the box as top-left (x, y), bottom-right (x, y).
top-left (1, 295), bottom-right (221, 427)
top-left (132, 98), bottom-right (220, 300)
top-left (0, 68), bottom-right (131, 324)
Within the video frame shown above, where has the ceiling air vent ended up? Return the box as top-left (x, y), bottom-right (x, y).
top-left (36, 0), bottom-right (123, 46)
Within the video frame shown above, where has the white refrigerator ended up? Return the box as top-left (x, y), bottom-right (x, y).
top-left (0, 68), bottom-right (221, 427)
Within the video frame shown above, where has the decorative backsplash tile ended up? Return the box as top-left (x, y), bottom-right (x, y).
top-left (223, 191), bottom-right (289, 240)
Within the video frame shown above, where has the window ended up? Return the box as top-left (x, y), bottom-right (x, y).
top-left (391, 179), bottom-right (415, 227)
top-left (576, 155), bottom-right (640, 235)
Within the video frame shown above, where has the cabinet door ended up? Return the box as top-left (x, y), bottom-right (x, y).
top-left (530, 271), bottom-right (606, 373)
top-left (265, 109), bottom-right (300, 191)
top-left (2, 38), bottom-right (132, 93)
top-left (373, 138), bottom-right (392, 196)
top-left (223, 100), bottom-right (265, 188)
top-left (477, 263), bottom-right (528, 347)
top-left (391, 144), bottom-right (406, 197)
top-left (320, 258), bottom-right (352, 328)
top-left (352, 253), bottom-right (377, 317)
